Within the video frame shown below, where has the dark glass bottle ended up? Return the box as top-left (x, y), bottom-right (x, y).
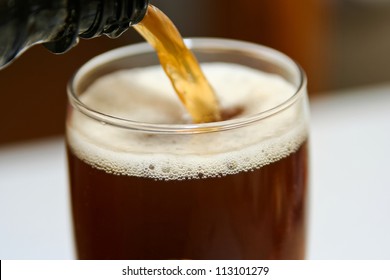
top-left (0, 0), bottom-right (149, 68)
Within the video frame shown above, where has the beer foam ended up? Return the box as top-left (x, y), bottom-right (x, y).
top-left (67, 63), bottom-right (308, 180)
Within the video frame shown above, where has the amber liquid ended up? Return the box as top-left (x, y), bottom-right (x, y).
top-left (134, 5), bottom-right (221, 123)
top-left (68, 141), bottom-right (308, 260)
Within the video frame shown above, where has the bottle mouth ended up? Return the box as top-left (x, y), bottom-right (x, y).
top-left (67, 38), bottom-right (306, 134)
top-left (129, 0), bottom-right (150, 25)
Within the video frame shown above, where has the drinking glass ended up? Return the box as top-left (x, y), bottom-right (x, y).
top-left (66, 38), bottom-right (309, 259)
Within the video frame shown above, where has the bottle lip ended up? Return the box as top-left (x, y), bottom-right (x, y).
top-left (129, 0), bottom-right (150, 25)
top-left (67, 38), bottom-right (307, 135)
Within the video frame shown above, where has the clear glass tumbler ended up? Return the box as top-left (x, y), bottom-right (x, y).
top-left (66, 38), bottom-right (309, 260)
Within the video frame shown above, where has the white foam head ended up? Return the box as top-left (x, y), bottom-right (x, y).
top-left (67, 63), bottom-right (308, 180)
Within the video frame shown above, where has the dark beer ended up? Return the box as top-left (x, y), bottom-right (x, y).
top-left (68, 142), bottom-right (307, 260)
top-left (67, 62), bottom-right (309, 259)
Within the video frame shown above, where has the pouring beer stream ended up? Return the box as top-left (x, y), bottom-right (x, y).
top-left (134, 5), bottom-right (222, 123)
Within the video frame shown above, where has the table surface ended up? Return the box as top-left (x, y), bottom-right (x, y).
top-left (1, 83), bottom-right (390, 259)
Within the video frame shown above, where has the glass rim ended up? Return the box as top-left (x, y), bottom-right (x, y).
top-left (67, 37), bottom-right (307, 134)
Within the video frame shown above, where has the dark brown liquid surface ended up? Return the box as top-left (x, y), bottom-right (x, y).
top-left (68, 141), bottom-right (308, 260)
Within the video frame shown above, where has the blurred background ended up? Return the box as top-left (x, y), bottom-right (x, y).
top-left (1, 0), bottom-right (390, 144)
top-left (1, 0), bottom-right (390, 260)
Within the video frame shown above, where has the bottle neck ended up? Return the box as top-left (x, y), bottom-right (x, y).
top-left (0, 0), bottom-right (68, 65)
top-left (45, 0), bottom-right (150, 53)
top-left (79, 0), bottom-right (149, 39)
top-left (0, 0), bottom-right (149, 67)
